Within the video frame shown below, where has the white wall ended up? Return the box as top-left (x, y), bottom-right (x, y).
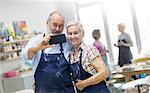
top-left (57, 1), bottom-right (79, 24)
top-left (0, 1), bottom-right (77, 32)
top-left (0, 3), bottom-right (2, 21)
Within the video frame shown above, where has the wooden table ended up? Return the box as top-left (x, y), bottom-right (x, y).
top-left (118, 67), bottom-right (150, 82)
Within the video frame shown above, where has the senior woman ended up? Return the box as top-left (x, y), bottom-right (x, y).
top-left (66, 20), bottom-right (111, 93)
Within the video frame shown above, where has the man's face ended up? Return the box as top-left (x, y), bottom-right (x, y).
top-left (47, 14), bottom-right (64, 35)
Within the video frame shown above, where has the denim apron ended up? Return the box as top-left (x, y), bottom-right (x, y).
top-left (34, 43), bottom-right (75, 93)
top-left (70, 48), bottom-right (111, 93)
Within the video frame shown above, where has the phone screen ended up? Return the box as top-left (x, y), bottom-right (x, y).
top-left (49, 34), bottom-right (66, 45)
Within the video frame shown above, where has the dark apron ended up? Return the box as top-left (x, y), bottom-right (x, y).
top-left (34, 44), bottom-right (75, 93)
top-left (70, 48), bottom-right (111, 93)
top-left (118, 39), bottom-right (133, 67)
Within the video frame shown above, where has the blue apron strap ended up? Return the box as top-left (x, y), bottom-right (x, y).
top-left (78, 48), bottom-right (83, 79)
top-left (79, 48), bottom-right (83, 65)
top-left (69, 54), bottom-right (77, 93)
top-left (41, 50), bottom-right (44, 53)
top-left (59, 43), bottom-right (63, 53)
top-left (41, 33), bottom-right (46, 53)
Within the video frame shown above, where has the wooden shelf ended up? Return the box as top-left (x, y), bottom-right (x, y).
top-left (0, 39), bottom-right (29, 46)
top-left (0, 57), bottom-right (21, 62)
top-left (0, 48), bottom-right (22, 53)
top-left (0, 48), bottom-right (22, 57)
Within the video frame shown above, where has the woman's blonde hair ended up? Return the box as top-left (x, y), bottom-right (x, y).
top-left (66, 20), bottom-right (84, 32)
top-left (117, 23), bottom-right (125, 29)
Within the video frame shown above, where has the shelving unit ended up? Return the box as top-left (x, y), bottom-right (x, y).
top-left (0, 39), bottom-right (29, 45)
top-left (0, 21), bottom-right (36, 93)
top-left (0, 39), bottom-right (28, 62)
top-left (0, 39), bottom-right (31, 93)
top-left (1, 48), bottom-right (22, 53)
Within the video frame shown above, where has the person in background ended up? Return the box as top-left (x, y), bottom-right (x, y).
top-left (66, 20), bottom-right (111, 93)
top-left (114, 23), bottom-right (133, 67)
top-left (21, 11), bottom-right (75, 93)
top-left (92, 29), bottom-right (110, 78)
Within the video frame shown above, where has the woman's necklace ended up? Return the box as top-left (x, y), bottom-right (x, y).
top-left (71, 49), bottom-right (81, 63)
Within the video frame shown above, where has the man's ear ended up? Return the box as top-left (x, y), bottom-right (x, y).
top-left (46, 20), bottom-right (49, 24)
top-left (82, 31), bottom-right (84, 37)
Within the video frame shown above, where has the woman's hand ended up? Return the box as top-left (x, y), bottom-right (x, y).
top-left (32, 81), bottom-right (35, 91)
top-left (75, 79), bottom-right (86, 91)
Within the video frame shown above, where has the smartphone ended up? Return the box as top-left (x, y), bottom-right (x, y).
top-left (49, 34), bottom-right (66, 45)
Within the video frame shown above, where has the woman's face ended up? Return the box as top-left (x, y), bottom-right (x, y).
top-left (67, 26), bottom-right (83, 48)
top-left (118, 25), bottom-right (125, 32)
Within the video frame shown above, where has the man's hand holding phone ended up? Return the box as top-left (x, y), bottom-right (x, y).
top-left (28, 34), bottom-right (54, 59)
top-left (36, 34), bottom-right (54, 51)
top-left (32, 34), bottom-right (66, 55)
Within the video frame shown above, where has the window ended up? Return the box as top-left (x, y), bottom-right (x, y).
top-left (133, 0), bottom-right (150, 52)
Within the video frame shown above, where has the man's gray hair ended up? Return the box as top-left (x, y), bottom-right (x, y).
top-left (48, 11), bottom-right (64, 21)
top-left (66, 20), bottom-right (84, 32)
